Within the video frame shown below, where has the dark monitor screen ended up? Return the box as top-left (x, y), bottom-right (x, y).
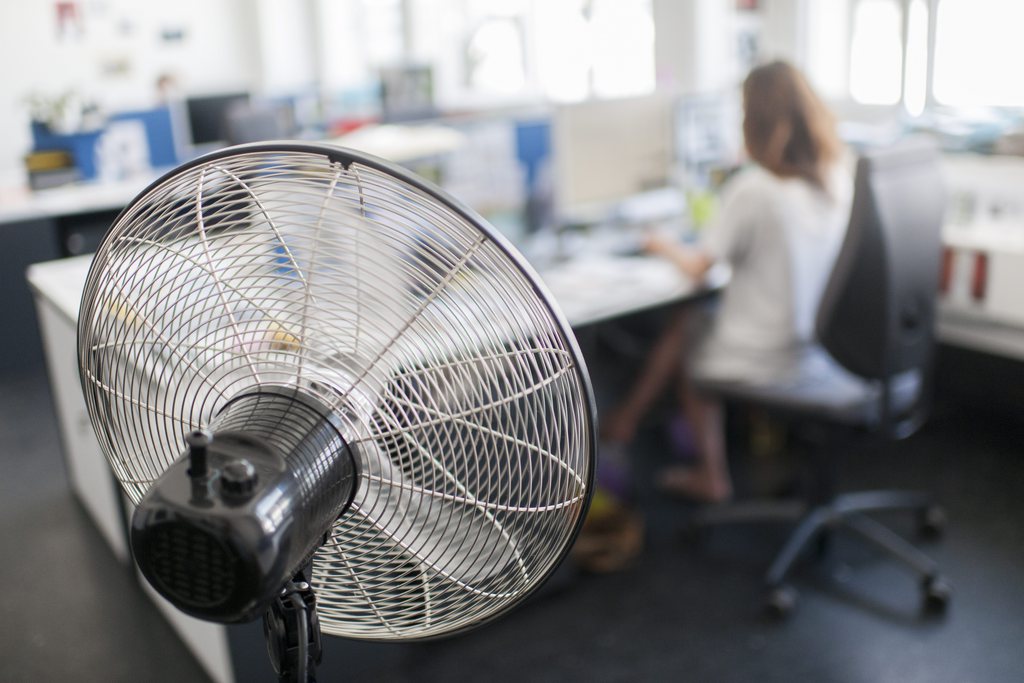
top-left (186, 92), bottom-right (250, 146)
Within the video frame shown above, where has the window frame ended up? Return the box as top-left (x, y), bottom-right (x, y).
top-left (807, 0), bottom-right (1024, 118)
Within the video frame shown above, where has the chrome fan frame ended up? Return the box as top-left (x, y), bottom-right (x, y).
top-left (78, 141), bottom-right (597, 642)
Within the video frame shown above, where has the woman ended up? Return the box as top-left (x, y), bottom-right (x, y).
top-left (609, 60), bottom-right (852, 502)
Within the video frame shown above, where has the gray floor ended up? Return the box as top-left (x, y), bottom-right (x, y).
top-left (2, 349), bottom-right (1023, 682)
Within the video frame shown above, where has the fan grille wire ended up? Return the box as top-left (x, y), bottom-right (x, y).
top-left (78, 145), bottom-right (594, 640)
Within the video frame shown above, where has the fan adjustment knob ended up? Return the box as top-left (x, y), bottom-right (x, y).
top-left (186, 430), bottom-right (212, 478)
top-left (221, 459), bottom-right (258, 497)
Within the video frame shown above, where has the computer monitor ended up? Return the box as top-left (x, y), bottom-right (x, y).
top-left (675, 92), bottom-right (742, 187)
top-left (224, 100), bottom-right (296, 145)
top-left (552, 93), bottom-right (675, 222)
top-left (380, 65), bottom-right (436, 122)
top-left (185, 92), bottom-right (251, 147)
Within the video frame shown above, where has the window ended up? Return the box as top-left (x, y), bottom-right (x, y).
top-left (316, 0), bottom-right (657, 109)
top-left (933, 0), bottom-right (1024, 108)
top-left (849, 0), bottom-right (903, 105)
top-left (316, 0), bottom-right (405, 92)
top-left (804, 0), bottom-right (850, 101)
top-left (465, 17), bottom-right (527, 94)
top-left (535, 0), bottom-right (655, 103)
top-left (805, 0), bottom-right (1024, 112)
top-left (534, 1), bottom-right (592, 102)
top-left (402, 0), bottom-right (657, 107)
top-left (903, 0), bottom-right (928, 116)
top-left (588, 0), bottom-right (655, 99)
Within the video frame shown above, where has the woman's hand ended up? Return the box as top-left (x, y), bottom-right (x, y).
top-left (642, 233), bottom-right (676, 257)
top-left (642, 233), bottom-right (715, 281)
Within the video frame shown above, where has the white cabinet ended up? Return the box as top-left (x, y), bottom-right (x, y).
top-left (29, 257), bottom-right (129, 563)
top-left (28, 255), bottom-right (234, 683)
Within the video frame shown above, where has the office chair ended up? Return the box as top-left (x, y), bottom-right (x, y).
top-left (693, 140), bottom-right (950, 617)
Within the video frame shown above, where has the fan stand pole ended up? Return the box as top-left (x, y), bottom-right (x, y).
top-left (263, 565), bottom-right (323, 683)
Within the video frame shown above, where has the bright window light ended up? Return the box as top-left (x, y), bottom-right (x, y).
top-left (934, 0), bottom-right (1024, 107)
top-left (535, 0), bottom-right (654, 102)
top-left (589, 0), bottom-right (655, 99)
top-left (903, 0), bottom-right (928, 116)
top-left (849, 0), bottom-right (903, 105)
top-left (466, 18), bottom-right (526, 94)
top-left (535, 1), bottom-right (592, 102)
top-left (805, 0), bottom-right (850, 100)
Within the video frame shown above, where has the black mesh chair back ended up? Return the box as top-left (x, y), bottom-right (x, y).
top-left (816, 140), bottom-right (945, 436)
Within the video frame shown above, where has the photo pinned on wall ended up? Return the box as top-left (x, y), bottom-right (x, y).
top-left (55, 1), bottom-right (84, 42)
top-left (98, 54), bottom-right (133, 79)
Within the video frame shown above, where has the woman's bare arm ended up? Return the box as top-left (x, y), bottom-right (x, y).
top-left (644, 234), bottom-right (716, 282)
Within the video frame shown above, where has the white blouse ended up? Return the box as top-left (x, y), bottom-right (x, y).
top-left (691, 162), bottom-right (853, 385)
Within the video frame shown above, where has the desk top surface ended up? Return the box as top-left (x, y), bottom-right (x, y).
top-left (0, 171), bottom-right (167, 225)
top-left (27, 250), bottom-right (722, 331)
top-left (1, 126), bottom-right (466, 226)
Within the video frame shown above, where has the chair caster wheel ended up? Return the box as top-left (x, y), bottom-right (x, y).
top-left (918, 505), bottom-right (946, 539)
top-left (765, 585), bottom-right (797, 619)
top-left (923, 575), bottom-right (952, 614)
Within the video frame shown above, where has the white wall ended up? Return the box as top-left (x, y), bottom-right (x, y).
top-left (758, 0), bottom-right (807, 65)
top-left (652, 0), bottom-right (739, 95)
top-left (254, 0), bottom-right (317, 95)
top-left (0, 0), bottom-right (260, 184)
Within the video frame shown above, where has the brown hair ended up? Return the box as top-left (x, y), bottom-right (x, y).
top-left (742, 60), bottom-right (843, 192)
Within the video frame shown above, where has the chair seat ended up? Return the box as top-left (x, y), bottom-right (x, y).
top-left (694, 346), bottom-right (921, 426)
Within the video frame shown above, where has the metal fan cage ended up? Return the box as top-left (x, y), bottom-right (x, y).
top-left (78, 143), bottom-right (595, 640)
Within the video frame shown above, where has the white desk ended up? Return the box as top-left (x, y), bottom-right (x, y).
top-left (937, 229), bottom-right (1024, 361)
top-left (0, 126), bottom-right (464, 226)
top-left (26, 247), bottom-right (713, 683)
top-left (27, 250), bottom-right (719, 333)
top-left (937, 153), bottom-right (1024, 359)
top-left (27, 250), bottom-right (718, 543)
top-left (25, 254), bottom-right (236, 683)
top-left (0, 171), bottom-right (166, 226)
top-left (540, 253), bottom-right (726, 327)
top-left (28, 250), bottom-right (711, 564)
top-left (937, 307), bottom-right (1024, 363)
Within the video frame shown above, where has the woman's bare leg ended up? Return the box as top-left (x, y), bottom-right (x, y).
top-left (657, 383), bottom-right (733, 502)
top-left (601, 309), bottom-right (691, 443)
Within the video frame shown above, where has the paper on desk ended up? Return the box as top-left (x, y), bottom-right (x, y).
top-left (539, 255), bottom-right (695, 327)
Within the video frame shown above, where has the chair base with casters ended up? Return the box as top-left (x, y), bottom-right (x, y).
top-left (693, 485), bottom-right (951, 617)
top-left (688, 348), bottom-right (951, 618)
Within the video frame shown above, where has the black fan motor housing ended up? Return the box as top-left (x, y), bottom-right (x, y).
top-left (130, 388), bottom-right (358, 623)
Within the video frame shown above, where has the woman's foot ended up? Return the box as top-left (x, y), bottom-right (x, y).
top-left (667, 416), bottom-right (699, 462)
top-left (656, 464), bottom-right (732, 503)
top-left (600, 408), bottom-right (638, 444)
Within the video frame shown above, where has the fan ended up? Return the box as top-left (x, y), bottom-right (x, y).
top-left (77, 142), bottom-right (596, 681)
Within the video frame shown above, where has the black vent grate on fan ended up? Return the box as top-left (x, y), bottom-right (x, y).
top-left (149, 523), bottom-right (237, 608)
